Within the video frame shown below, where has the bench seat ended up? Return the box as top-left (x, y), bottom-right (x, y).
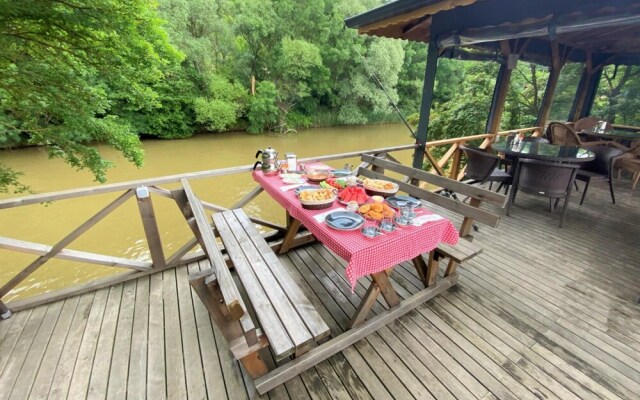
top-left (213, 209), bottom-right (330, 360)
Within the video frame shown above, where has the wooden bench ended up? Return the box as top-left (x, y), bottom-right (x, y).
top-left (359, 154), bottom-right (505, 286)
top-left (173, 179), bottom-right (330, 379)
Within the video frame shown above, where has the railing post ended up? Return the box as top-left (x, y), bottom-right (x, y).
top-left (449, 146), bottom-right (462, 180)
top-left (0, 300), bottom-right (12, 319)
top-left (136, 186), bottom-right (166, 269)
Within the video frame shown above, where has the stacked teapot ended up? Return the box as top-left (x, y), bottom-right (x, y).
top-left (253, 147), bottom-right (279, 176)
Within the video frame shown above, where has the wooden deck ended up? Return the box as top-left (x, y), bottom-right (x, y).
top-left (0, 180), bottom-right (638, 399)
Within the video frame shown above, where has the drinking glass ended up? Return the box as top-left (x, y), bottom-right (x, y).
top-left (400, 204), bottom-right (415, 223)
top-left (379, 216), bottom-right (394, 231)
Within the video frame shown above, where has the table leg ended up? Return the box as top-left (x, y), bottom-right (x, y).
top-left (349, 271), bottom-right (400, 328)
top-left (372, 271), bottom-right (400, 307)
top-left (412, 255), bottom-right (427, 286)
top-left (350, 282), bottom-right (381, 327)
top-left (279, 218), bottom-right (302, 254)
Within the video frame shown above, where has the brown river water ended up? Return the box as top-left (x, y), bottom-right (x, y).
top-left (0, 124), bottom-right (415, 301)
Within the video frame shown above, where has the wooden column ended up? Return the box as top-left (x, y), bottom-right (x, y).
top-left (485, 41), bottom-right (514, 133)
top-left (412, 39), bottom-right (439, 170)
top-left (569, 53), bottom-right (603, 121)
top-left (536, 42), bottom-right (566, 127)
top-left (136, 186), bottom-right (166, 268)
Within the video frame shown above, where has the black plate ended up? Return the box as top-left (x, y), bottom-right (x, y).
top-left (325, 211), bottom-right (365, 231)
top-left (386, 195), bottom-right (421, 209)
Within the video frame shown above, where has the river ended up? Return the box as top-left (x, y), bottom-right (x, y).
top-left (0, 124), bottom-right (415, 301)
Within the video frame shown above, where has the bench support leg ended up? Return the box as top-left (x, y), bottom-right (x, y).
top-left (444, 259), bottom-right (459, 277)
top-left (240, 352), bottom-right (270, 379)
top-left (279, 218), bottom-right (302, 254)
top-left (426, 251), bottom-right (440, 287)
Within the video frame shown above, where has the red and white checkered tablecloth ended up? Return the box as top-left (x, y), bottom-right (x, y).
top-left (253, 168), bottom-right (459, 289)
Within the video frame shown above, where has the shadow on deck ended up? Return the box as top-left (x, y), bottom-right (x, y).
top-left (0, 180), bottom-right (638, 399)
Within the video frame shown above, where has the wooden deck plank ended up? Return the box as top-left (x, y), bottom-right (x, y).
top-left (28, 296), bottom-right (82, 400)
top-left (146, 270), bottom-right (166, 400)
top-left (0, 309), bottom-right (32, 378)
top-left (175, 265), bottom-right (209, 400)
top-left (46, 292), bottom-right (95, 399)
top-left (87, 284), bottom-right (124, 399)
top-left (190, 261), bottom-right (229, 400)
top-left (9, 298), bottom-right (72, 400)
top-left (127, 275), bottom-right (150, 400)
top-left (66, 287), bottom-right (110, 399)
top-left (0, 302), bottom-right (60, 399)
top-left (162, 268), bottom-right (187, 399)
top-left (106, 280), bottom-right (137, 400)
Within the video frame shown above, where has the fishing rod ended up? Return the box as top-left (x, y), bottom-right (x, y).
top-left (356, 47), bottom-right (479, 231)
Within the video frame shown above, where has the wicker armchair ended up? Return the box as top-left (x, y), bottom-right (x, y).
top-left (507, 159), bottom-right (579, 227)
top-left (574, 116), bottom-right (612, 132)
top-left (615, 142), bottom-right (640, 190)
top-left (547, 122), bottom-right (609, 147)
top-left (460, 145), bottom-right (512, 193)
top-left (575, 144), bottom-right (624, 204)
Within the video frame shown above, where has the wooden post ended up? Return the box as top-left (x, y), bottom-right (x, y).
top-left (412, 39), bottom-right (439, 170)
top-left (536, 41), bottom-right (566, 128)
top-left (485, 40), bottom-right (514, 134)
top-left (136, 186), bottom-right (166, 268)
top-left (449, 145), bottom-right (462, 180)
top-left (568, 53), bottom-right (602, 121)
top-left (0, 300), bottom-right (12, 320)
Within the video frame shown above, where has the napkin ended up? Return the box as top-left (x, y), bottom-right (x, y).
top-left (280, 183), bottom-right (304, 192)
top-left (411, 213), bottom-right (444, 226)
top-left (313, 209), bottom-right (341, 223)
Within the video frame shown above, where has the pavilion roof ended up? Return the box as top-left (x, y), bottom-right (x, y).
top-left (345, 0), bottom-right (640, 66)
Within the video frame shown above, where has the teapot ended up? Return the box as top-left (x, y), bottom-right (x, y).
top-left (253, 147), bottom-right (279, 176)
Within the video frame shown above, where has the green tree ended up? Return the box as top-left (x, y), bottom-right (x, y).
top-left (0, 0), bottom-right (181, 191)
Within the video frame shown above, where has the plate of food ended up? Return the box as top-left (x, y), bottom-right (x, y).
top-left (298, 188), bottom-right (336, 210)
top-left (325, 211), bottom-right (365, 231)
top-left (361, 178), bottom-right (399, 197)
top-left (306, 169), bottom-right (331, 183)
top-left (357, 202), bottom-right (395, 221)
top-left (329, 169), bottom-right (352, 178)
top-left (385, 195), bottom-right (421, 209)
top-left (294, 185), bottom-right (321, 196)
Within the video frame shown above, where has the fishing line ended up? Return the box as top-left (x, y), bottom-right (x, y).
top-left (355, 45), bottom-right (479, 231)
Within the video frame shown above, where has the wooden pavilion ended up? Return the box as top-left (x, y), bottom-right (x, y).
top-left (345, 0), bottom-right (640, 169)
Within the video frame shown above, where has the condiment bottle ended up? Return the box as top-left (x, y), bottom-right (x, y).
top-left (285, 153), bottom-right (297, 172)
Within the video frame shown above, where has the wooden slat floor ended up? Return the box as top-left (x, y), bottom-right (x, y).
top-left (0, 180), bottom-right (638, 399)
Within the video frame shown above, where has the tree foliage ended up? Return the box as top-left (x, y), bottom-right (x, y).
top-left (0, 0), bottom-right (181, 187)
top-left (3, 0), bottom-right (640, 193)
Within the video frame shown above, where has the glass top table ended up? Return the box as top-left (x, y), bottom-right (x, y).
top-left (579, 129), bottom-right (640, 141)
top-left (492, 140), bottom-right (595, 163)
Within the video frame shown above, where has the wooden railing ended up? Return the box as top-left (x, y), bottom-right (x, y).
top-left (0, 144), bottom-right (416, 314)
top-left (0, 127), bottom-right (543, 315)
top-left (423, 126), bottom-right (542, 180)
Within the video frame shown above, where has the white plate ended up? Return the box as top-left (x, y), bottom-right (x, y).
top-left (282, 177), bottom-right (306, 184)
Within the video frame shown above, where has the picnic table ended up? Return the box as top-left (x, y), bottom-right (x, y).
top-left (252, 166), bottom-right (459, 327)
